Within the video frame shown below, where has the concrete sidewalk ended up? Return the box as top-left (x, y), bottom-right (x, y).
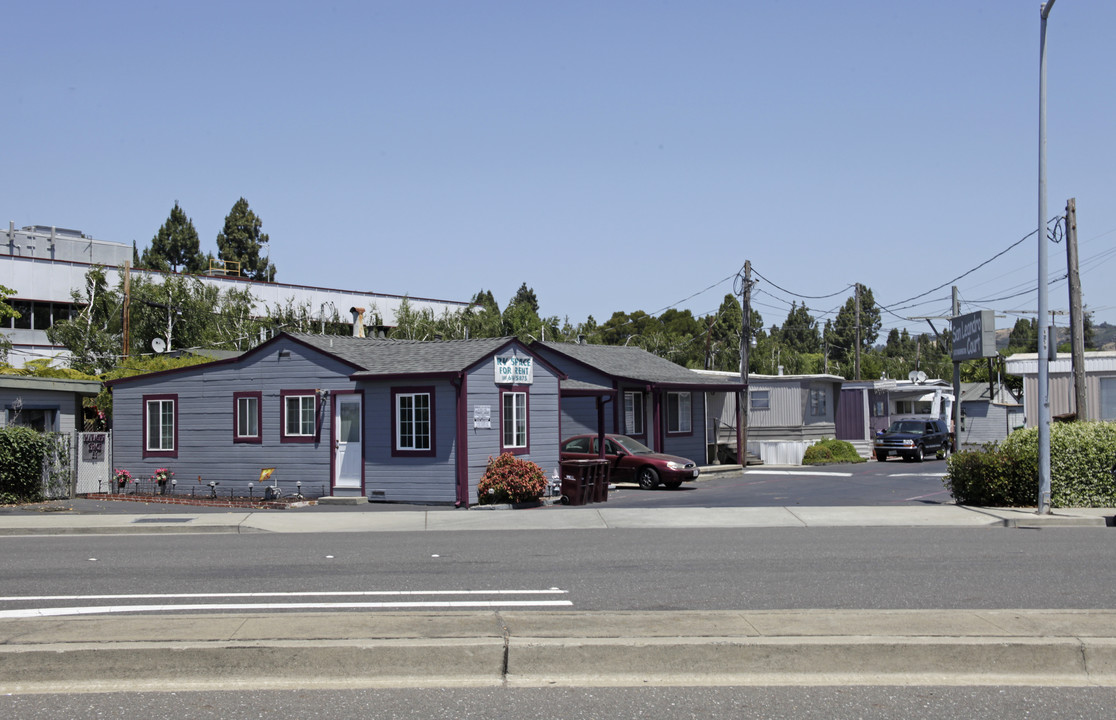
top-left (0, 503), bottom-right (1112, 535)
top-left (3, 609), bottom-right (1116, 692)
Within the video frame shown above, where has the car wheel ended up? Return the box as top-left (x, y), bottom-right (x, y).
top-left (915, 444), bottom-right (925, 462)
top-left (637, 466), bottom-right (660, 490)
top-left (876, 451), bottom-right (888, 461)
top-left (938, 443), bottom-right (951, 460)
top-left (665, 480), bottom-right (683, 490)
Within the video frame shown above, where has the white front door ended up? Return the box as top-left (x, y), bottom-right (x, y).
top-left (334, 394), bottom-right (362, 489)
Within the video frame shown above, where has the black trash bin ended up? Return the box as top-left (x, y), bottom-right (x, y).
top-left (560, 459), bottom-right (609, 505)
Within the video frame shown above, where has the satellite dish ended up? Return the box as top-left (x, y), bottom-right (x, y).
top-left (151, 337), bottom-right (167, 354)
top-left (908, 370), bottom-right (928, 384)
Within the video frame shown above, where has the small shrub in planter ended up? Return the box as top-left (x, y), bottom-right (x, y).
top-left (802, 438), bottom-right (865, 465)
top-left (477, 453), bottom-right (548, 505)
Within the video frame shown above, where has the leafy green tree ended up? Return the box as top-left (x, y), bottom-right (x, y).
top-left (142, 202), bottom-right (206, 273)
top-left (46, 267), bottom-right (121, 374)
top-left (1007, 317), bottom-right (1037, 352)
top-left (0, 284), bottom-right (20, 362)
top-left (216, 197), bottom-right (275, 281)
top-left (706, 294), bottom-right (743, 371)
top-left (465, 289), bottom-right (503, 338)
top-left (128, 274), bottom-right (222, 355)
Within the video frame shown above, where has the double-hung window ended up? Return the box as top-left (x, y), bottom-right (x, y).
top-left (144, 394), bottom-right (177, 458)
top-left (394, 389), bottom-right (434, 455)
top-left (666, 391), bottom-right (692, 434)
top-left (623, 391), bottom-right (644, 436)
top-left (501, 389), bottom-right (528, 452)
top-left (234, 391), bottom-right (262, 443)
top-left (281, 390), bottom-right (317, 443)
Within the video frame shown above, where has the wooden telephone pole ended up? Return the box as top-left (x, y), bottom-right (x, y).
top-left (739, 261), bottom-right (752, 469)
top-left (1066, 198), bottom-right (1087, 419)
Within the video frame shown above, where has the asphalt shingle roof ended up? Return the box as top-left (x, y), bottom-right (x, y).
top-left (287, 333), bottom-right (520, 376)
top-left (535, 341), bottom-right (743, 388)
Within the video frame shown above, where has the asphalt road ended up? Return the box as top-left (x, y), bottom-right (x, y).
top-left (3, 525), bottom-right (1114, 616)
top-left (5, 686), bottom-right (1116, 720)
top-left (605, 458), bottom-right (951, 508)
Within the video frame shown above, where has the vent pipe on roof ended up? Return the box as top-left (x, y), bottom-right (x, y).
top-left (350, 307), bottom-right (365, 338)
top-left (577, 334), bottom-right (586, 345)
top-left (777, 365), bottom-right (784, 376)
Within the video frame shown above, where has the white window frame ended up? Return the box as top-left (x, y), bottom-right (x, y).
top-left (750, 390), bottom-right (770, 410)
top-left (624, 391), bottom-right (645, 436)
top-left (284, 395), bottom-right (316, 437)
top-left (146, 397), bottom-right (175, 452)
top-left (235, 394), bottom-right (260, 440)
top-left (396, 392), bottom-right (432, 451)
top-left (666, 391), bottom-right (692, 434)
top-left (502, 390), bottom-right (528, 450)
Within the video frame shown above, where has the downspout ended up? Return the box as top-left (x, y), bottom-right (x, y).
top-left (452, 372), bottom-right (469, 507)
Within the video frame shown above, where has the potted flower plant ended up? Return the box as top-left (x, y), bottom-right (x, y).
top-left (152, 468), bottom-right (174, 494)
top-left (113, 468), bottom-right (132, 490)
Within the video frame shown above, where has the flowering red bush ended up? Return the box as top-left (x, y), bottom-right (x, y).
top-left (477, 453), bottom-right (548, 505)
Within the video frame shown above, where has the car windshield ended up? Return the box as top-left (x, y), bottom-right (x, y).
top-left (612, 435), bottom-right (653, 454)
top-left (888, 421), bottom-right (925, 434)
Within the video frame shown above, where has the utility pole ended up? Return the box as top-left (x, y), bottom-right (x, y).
top-left (1036, 0), bottom-right (1057, 514)
top-left (854, 283), bottom-right (862, 381)
top-left (121, 261), bottom-right (131, 360)
top-left (952, 286), bottom-right (962, 453)
top-left (1066, 198), bottom-right (1087, 420)
top-left (739, 261), bottom-right (752, 470)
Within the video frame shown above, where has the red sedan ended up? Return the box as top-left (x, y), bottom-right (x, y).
top-left (560, 434), bottom-right (700, 490)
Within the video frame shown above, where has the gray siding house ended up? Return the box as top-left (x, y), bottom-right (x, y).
top-left (531, 341), bottom-right (743, 465)
top-left (698, 371), bottom-right (844, 465)
top-left (107, 332), bottom-right (565, 506)
top-left (957, 382), bottom-right (1023, 447)
top-left (0, 375), bottom-right (101, 433)
top-left (836, 379), bottom-right (955, 457)
top-left (1005, 351), bottom-right (1116, 424)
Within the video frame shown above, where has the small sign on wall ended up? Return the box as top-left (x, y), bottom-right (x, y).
top-left (474, 405), bottom-right (491, 429)
top-left (81, 433), bottom-right (107, 461)
top-left (495, 355), bottom-right (533, 385)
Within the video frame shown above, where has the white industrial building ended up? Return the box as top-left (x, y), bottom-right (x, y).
top-left (2, 222), bottom-right (471, 367)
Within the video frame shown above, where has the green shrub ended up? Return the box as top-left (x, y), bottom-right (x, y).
top-left (945, 421), bottom-right (1116, 507)
top-left (802, 438), bottom-right (866, 465)
top-left (477, 453), bottom-right (548, 505)
top-left (0, 426), bottom-right (50, 504)
top-left (943, 443), bottom-right (1032, 506)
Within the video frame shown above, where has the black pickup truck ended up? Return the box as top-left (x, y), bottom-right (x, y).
top-left (874, 419), bottom-right (952, 462)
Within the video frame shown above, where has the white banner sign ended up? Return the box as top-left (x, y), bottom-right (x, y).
top-left (494, 355), bottom-right (533, 385)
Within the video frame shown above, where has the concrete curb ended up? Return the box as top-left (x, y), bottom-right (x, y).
top-left (3, 610), bottom-right (1116, 692)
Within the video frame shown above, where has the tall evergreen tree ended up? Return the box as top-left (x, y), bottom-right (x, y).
top-left (781, 302), bottom-right (820, 354)
top-left (143, 202), bottom-right (206, 273)
top-left (830, 284), bottom-right (881, 367)
top-left (216, 197), bottom-right (275, 281)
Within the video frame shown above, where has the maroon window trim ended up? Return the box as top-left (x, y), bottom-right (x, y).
top-left (233, 391), bottom-right (263, 444)
top-left (142, 393), bottom-right (178, 459)
top-left (280, 389), bottom-right (320, 444)
top-left (665, 390), bottom-right (694, 437)
top-left (499, 386), bottom-right (530, 455)
top-left (391, 386), bottom-right (436, 458)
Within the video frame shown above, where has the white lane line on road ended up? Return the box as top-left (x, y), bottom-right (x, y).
top-left (0, 600), bottom-right (575, 619)
top-left (745, 470), bottom-right (853, 478)
top-left (888, 473), bottom-right (947, 478)
top-left (0, 589), bottom-right (568, 602)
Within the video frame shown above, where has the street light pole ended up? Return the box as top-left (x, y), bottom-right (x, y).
top-left (1037, 0), bottom-right (1057, 514)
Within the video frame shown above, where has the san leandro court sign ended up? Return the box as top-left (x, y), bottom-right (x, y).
top-left (951, 309), bottom-right (997, 361)
top-left (494, 354), bottom-right (533, 384)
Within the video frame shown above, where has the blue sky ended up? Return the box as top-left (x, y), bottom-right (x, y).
top-left (5, 1), bottom-right (1115, 339)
